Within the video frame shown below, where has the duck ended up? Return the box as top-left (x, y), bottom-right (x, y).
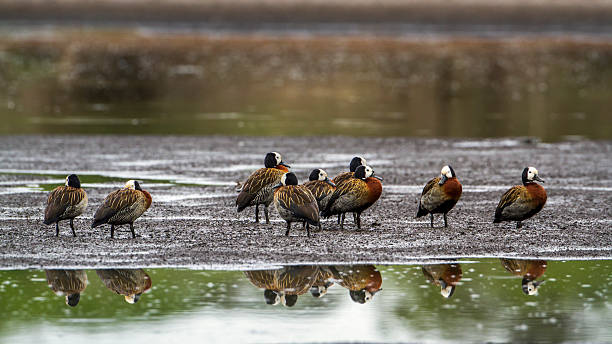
top-left (332, 156), bottom-right (366, 224)
top-left (244, 266), bottom-right (319, 307)
top-left (416, 165), bottom-right (462, 228)
top-left (494, 167), bottom-right (547, 229)
top-left (330, 265), bottom-right (382, 304)
top-left (45, 269), bottom-right (88, 307)
top-left (91, 180), bottom-right (152, 238)
top-left (303, 169), bottom-right (336, 212)
top-left (322, 165), bottom-right (382, 230)
top-left (422, 263), bottom-right (463, 298)
top-left (236, 152), bottom-right (290, 224)
top-left (43, 174), bottom-right (88, 237)
top-left (273, 172), bottom-right (320, 236)
top-left (96, 269), bottom-right (152, 303)
top-left (500, 259), bottom-right (547, 295)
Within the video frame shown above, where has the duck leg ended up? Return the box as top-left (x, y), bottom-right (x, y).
top-left (430, 214), bottom-right (434, 228)
top-left (353, 212), bottom-right (357, 224)
top-left (337, 214), bottom-right (341, 224)
top-left (285, 222), bottom-right (291, 236)
top-left (340, 213), bottom-right (345, 230)
top-left (306, 223), bottom-right (311, 237)
top-left (70, 218), bottom-right (77, 237)
top-left (444, 213), bottom-right (448, 228)
top-left (264, 205), bottom-right (270, 224)
top-left (516, 221), bottom-right (523, 229)
top-left (110, 224), bottom-right (115, 239)
top-left (255, 204), bottom-right (259, 223)
top-left (55, 222), bottom-right (59, 237)
top-left (130, 223), bottom-right (136, 238)
top-left (356, 213), bottom-right (362, 229)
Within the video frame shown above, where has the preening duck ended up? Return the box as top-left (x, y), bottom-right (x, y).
top-left (273, 172), bottom-right (320, 236)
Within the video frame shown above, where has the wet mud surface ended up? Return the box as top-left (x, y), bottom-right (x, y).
top-left (0, 135), bottom-right (610, 269)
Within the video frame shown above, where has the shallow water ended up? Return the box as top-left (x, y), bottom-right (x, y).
top-left (1, 259), bottom-right (610, 343)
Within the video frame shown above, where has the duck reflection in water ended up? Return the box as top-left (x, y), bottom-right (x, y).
top-left (329, 265), bottom-right (382, 304)
top-left (500, 259), bottom-right (547, 295)
top-left (45, 270), bottom-right (88, 307)
top-left (422, 262), bottom-right (462, 298)
top-left (96, 269), bottom-right (152, 303)
top-left (310, 266), bottom-right (335, 298)
top-left (244, 266), bottom-right (319, 307)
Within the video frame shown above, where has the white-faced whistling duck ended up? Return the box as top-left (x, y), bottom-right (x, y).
top-left (322, 165), bottom-right (383, 230)
top-left (236, 152), bottom-right (290, 224)
top-left (43, 174), bottom-right (88, 237)
top-left (96, 269), bottom-right (152, 303)
top-left (303, 169), bottom-right (336, 212)
top-left (330, 265), bottom-right (382, 304)
top-left (91, 180), bottom-right (152, 238)
top-left (45, 269), bottom-right (88, 307)
top-left (273, 172), bottom-right (320, 236)
top-left (332, 156), bottom-right (366, 224)
top-left (500, 259), bottom-right (547, 295)
top-left (494, 167), bottom-right (547, 229)
top-left (422, 263), bottom-right (463, 298)
top-left (416, 165), bottom-right (462, 228)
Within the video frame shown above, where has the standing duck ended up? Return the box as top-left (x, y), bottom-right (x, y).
top-left (416, 165), bottom-right (462, 228)
top-left (332, 156), bottom-right (366, 224)
top-left (494, 167), bottom-right (547, 229)
top-left (322, 165), bottom-right (382, 230)
top-left (500, 259), bottom-right (547, 295)
top-left (303, 169), bottom-right (336, 212)
top-left (45, 269), bottom-right (88, 307)
top-left (91, 180), bottom-right (152, 238)
top-left (43, 174), bottom-right (88, 237)
top-left (422, 262), bottom-right (463, 298)
top-left (236, 152), bottom-right (290, 224)
top-left (273, 172), bottom-right (320, 237)
top-left (96, 269), bottom-right (152, 303)
top-left (330, 265), bottom-right (382, 304)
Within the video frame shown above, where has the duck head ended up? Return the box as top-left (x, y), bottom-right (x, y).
top-left (264, 290), bottom-right (281, 305)
top-left (438, 165), bottom-right (456, 185)
top-left (354, 165), bottom-right (383, 181)
top-left (438, 279), bottom-right (456, 298)
top-left (125, 180), bottom-right (143, 191)
top-left (522, 167), bottom-right (545, 185)
top-left (274, 172), bottom-right (299, 189)
top-left (522, 277), bottom-right (544, 295)
top-left (265, 152), bottom-right (290, 169)
top-left (309, 169), bottom-right (336, 187)
top-left (66, 293), bottom-right (81, 307)
top-left (349, 288), bottom-right (381, 304)
top-left (310, 283), bottom-right (332, 298)
top-left (349, 156), bottom-right (367, 172)
top-left (65, 174), bottom-right (81, 188)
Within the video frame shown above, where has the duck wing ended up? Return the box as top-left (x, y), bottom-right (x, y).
top-left (92, 188), bottom-right (141, 227)
top-left (44, 186), bottom-right (87, 224)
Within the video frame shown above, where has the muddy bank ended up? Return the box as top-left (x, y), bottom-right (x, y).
top-left (0, 135), bottom-right (610, 269)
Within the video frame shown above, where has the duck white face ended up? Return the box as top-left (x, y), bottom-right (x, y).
top-left (317, 169), bottom-right (328, 181)
top-left (280, 173), bottom-right (287, 186)
top-left (125, 180), bottom-right (137, 190)
top-left (360, 157), bottom-right (367, 167)
top-left (441, 165), bottom-right (453, 178)
top-left (364, 166), bottom-right (374, 178)
top-left (363, 290), bottom-right (373, 303)
top-left (527, 167), bottom-right (538, 181)
top-left (525, 281), bottom-right (539, 295)
top-left (272, 152), bottom-right (282, 166)
top-left (65, 175), bottom-right (69, 186)
top-left (441, 285), bottom-right (454, 298)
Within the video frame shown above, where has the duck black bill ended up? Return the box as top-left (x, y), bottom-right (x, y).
top-left (325, 178), bottom-right (336, 187)
top-left (279, 162), bottom-right (290, 168)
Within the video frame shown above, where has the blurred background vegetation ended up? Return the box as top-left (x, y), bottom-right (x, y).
top-left (1, 0), bottom-right (611, 140)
